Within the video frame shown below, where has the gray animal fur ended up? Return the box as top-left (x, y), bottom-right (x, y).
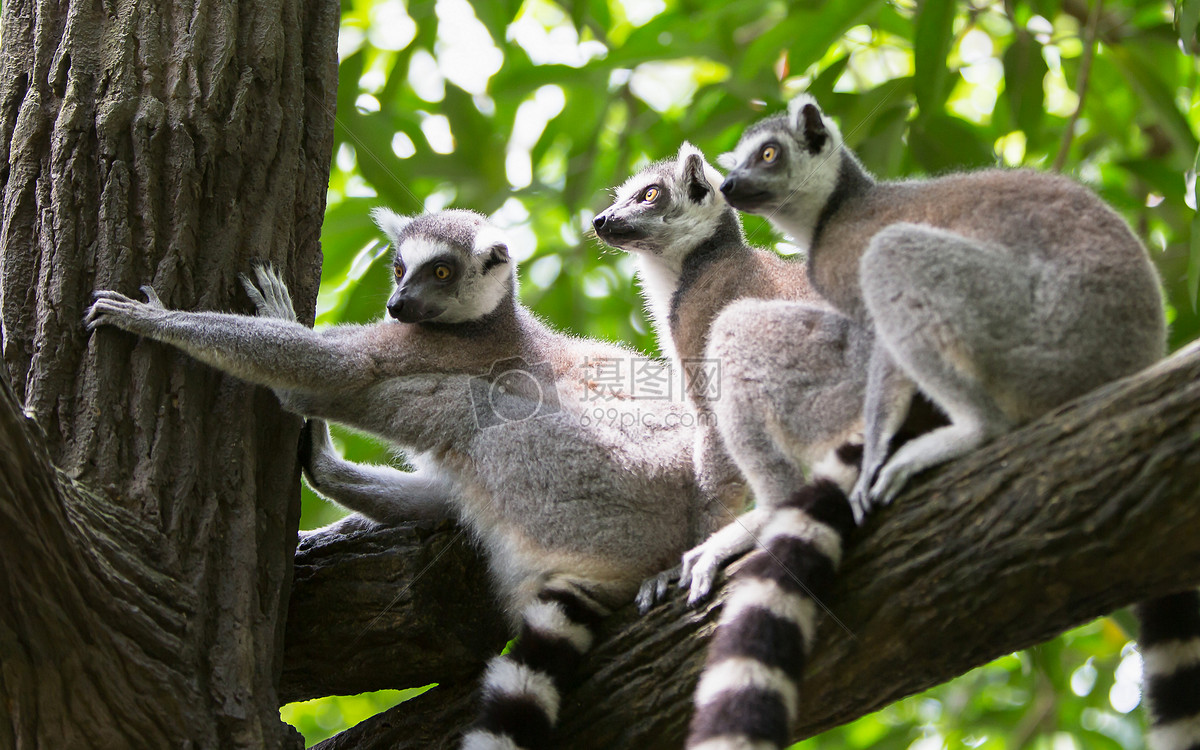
top-left (85, 210), bottom-right (703, 623)
top-left (720, 94), bottom-right (1166, 520)
top-left (594, 143), bottom-right (870, 606)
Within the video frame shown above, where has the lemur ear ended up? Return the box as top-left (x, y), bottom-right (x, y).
top-left (716, 152), bottom-right (738, 170)
top-left (370, 207), bottom-right (414, 243)
top-left (474, 226), bottom-right (511, 270)
top-left (787, 95), bottom-right (829, 155)
top-left (675, 142), bottom-right (714, 203)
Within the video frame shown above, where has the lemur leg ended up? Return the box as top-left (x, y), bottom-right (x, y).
top-left (859, 223), bottom-right (1024, 507)
top-left (300, 420), bottom-right (454, 525)
top-left (848, 344), bottom-right (918, 523)
top-left (671, 300), bottom-right (867, 605)
top-left (462, 581), bottom-right (610, 750)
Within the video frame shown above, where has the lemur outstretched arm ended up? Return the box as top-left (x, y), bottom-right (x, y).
top-left (87, 287), bottom-right (382, 394)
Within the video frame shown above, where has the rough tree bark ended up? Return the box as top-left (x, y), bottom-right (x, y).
top-left (285, 340), bottom-right (1200, 750)
top-left (0, 0), bottom-right (338, 742)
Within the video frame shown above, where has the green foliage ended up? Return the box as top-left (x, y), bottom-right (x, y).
top-left (284, 0), bottom-right (1200, 745)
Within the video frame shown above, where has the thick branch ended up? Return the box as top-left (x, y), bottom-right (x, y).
top-left (280, 515), bottom-right (507, 703)
top-left (287, 341), bottom-right (1200, 749)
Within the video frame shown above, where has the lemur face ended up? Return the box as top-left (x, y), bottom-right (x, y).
top-left (719, 95), bottom-right (842, 215)
top-left (371, 208), bottom-right (513, 324)
top-left (592, 143), bottom-right (729, 265)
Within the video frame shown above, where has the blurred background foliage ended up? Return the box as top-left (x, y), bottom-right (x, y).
top-left (285, 0), bottom-right (1200, 746)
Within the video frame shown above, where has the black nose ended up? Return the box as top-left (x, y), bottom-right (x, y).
top-left (387, 298), bottom-right (406, 320)
top-left (720, 176), bottom-right (738, 195)
top-left (592, 214), bottom-right (608, 231)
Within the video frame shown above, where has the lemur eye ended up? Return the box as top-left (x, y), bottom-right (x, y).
top-left (433, 263), bottom-right (453, 281)
top-left (761, 145), bottom-right (779, 163)
top-left (394, 265), bottom-right (405, 280)
top-left (642, 186), bottom-right (660, 203)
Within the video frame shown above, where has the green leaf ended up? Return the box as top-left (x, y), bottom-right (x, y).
top-left (1002, 31), bottom-right (1049, 148)
top-left (1179, 0), bottom-right (1200, 50)
top-left (909, 113), bottom-right (997, 173)
top-left (1107, 43), bottom-right (1199, 156)
top-left (912, 0), bottom-right (957, 114)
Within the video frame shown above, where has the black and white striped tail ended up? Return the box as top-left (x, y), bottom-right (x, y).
top-left (1137, 590), bottom-right (1200, 750)
top-left (686, 444), bottom-right (860, 750)
top-left (461, 588), bottom-right (608, 750)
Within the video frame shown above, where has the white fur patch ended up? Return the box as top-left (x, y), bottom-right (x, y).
top-left (435, 265), bottom-right (513, 323)
top-left (688, 737), bottom-right (779, 750)
top-left (694, 657), bottom-right (799, 722)
top-left (636, 256), bottom-right (681, 363)
top-left (1148, 714), bottom-right (1200, 750)
top-left (481, 657), bottom-right (561, 724)
top-left (473, 225), bottom-right (511, 257)
top-left (523, 600), bottom-right (594, 654)
top-left (812, 447), bottom-right (860, 494)
top-left (760, 509), bottom-right (843, 567)
top-left (1143, 638), bottom-right (1200, 676)
top-left (459, 729), bottom-right (523, 750)
top-left (396, 237), bottom-right (450, 277)
top-left (720, 577), bottom-right (818, 648)
top-left (370, 206), bottom-right (413, 242)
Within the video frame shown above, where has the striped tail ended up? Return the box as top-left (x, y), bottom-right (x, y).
top-left (1137, 590), bottom-right (1200, 750)
top-left (686, 444), bottom-right (859, 750)
top-left (461, 587), bottom-right (608, 750)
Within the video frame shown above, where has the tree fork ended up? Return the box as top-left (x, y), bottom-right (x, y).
top-left (286, 340), bottom-right (1200, 749)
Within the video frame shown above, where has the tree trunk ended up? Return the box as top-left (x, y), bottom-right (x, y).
top-left (0, 0), bottom-right (338, 741)
top-left (284, 340), bottom-right (1200, 749)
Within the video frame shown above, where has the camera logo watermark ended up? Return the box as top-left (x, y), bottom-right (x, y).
top-left (470, 357), bottom-right (563, 429)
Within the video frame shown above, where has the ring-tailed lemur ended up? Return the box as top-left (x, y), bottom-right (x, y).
top-left (594, 143), bottom-right (872, 750)
top-left (594, 142), bottom-right (870, 606)
top-left (720, 95), bottom-right (1197, 750)
top-left (86, 210), bottom-right (707, 750)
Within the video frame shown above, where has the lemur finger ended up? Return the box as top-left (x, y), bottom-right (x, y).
top-left (678, 548), bottom-right (702, 589)
top-left (240, 274), bottom-right (270, 312)
top-left (635, 580), bottom-right (657, 615)
top-left (139, 286), bottom-right (164, 307)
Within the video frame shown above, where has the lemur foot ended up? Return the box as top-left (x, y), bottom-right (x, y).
top-left (636, 564), bottom-right (681, 614)
top-left (868, 456), bottom-right (915, 507)
top-left (847, 476), bottom-right (873, 525)
top-left (679, 544), bottom-right (727, 608)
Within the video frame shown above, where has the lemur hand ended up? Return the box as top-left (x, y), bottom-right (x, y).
top-left (85, 287), bottom-right (168, 334)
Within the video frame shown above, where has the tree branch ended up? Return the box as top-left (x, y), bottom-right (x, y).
top-left (286, 341), bottom-right (1200, 749)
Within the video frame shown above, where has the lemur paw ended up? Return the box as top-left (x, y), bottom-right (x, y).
top-left (635, 564), bottom-right (681, 614)
top-left (240, 265), bottom-right (297, 321)
top-left (679, 546), bottom-right (723, 607)
top-left (868, 458), bottom-right (913, 507)
top-left (85, 288), bottom-right (166, 332)
top-left (847, 478), bottom-right (873, 525)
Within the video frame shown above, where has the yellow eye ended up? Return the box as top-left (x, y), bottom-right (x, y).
top-left (761, 145), bottom-right (778, 163)
top-left (643, 186), bottom-right (660, 202)
top-left (434, 264), bottom-right (453, 281)
top-left (394, 265), bottom-right (405, 279)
